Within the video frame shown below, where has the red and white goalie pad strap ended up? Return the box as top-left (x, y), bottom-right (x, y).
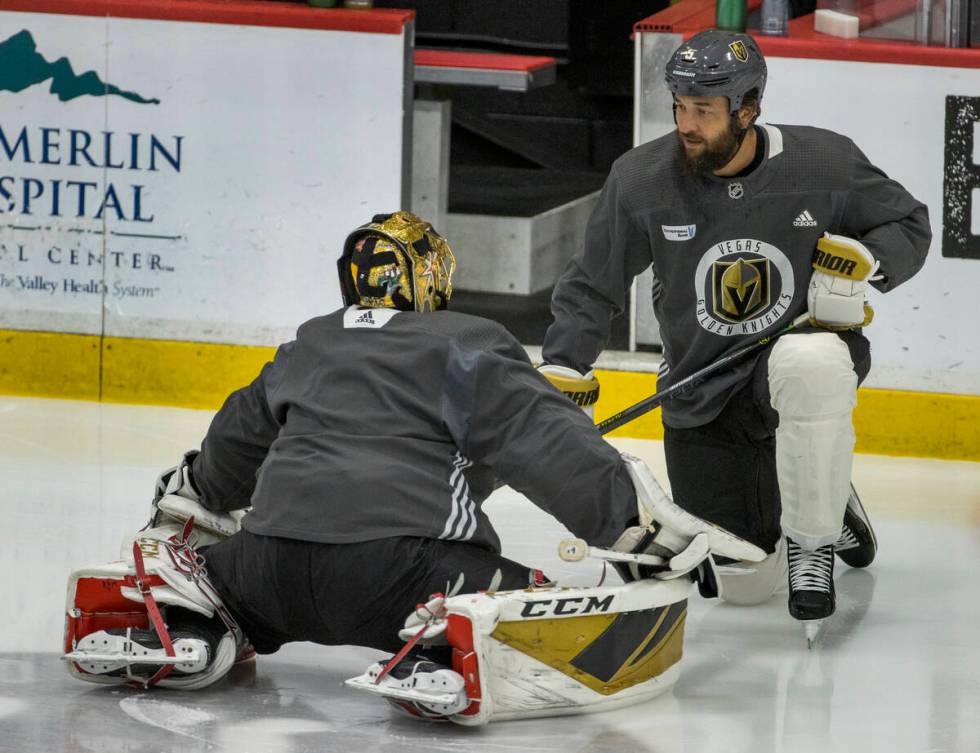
top-left (64, 519), bottom-right (243, 689)
top-left (349, 576), bottom-right (692, 726)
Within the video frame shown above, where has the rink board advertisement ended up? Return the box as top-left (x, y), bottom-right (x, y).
top-left (0, 9), bottom-right (409, 344)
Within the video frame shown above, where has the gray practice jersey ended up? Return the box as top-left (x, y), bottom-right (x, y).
top-left (543, 124), bottom-right (931, 428)
top-left (192, 306), bottom-right (636, 551)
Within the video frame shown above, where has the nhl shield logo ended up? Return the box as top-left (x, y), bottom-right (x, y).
top-left (728, 182), bottom-right (744, 199)
top-left (729, 41), bottom-right (748, 62)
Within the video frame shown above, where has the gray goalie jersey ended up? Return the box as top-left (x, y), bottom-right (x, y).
top-left (192, 306), bottom-right (635, 551)
top-left (543, 124), bottom-right (931, 429)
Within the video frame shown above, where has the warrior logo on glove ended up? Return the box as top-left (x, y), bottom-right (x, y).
top-left (807, 233), bottom-right (879, 329)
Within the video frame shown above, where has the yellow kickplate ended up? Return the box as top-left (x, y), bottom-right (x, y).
top-left (1, 329), bottom-right (978, 460)
top-left (100, 336), bottom-right (275, 409)
top-left (0, 329), bottom-right (100, 401)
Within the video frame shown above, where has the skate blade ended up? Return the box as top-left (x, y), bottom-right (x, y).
top-left (803, 620), bottom-right (823, 649)
top-left (62, 650), bottom-right (205, 665)
top-left (344, 673), bottom-right (460, 707)
top-left (64, 631), bottom-right (208, 674)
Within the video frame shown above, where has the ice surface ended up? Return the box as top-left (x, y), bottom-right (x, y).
top-left (1, 396), bottom-right (979, 753)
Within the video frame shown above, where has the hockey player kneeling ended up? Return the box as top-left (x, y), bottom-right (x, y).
top-left (346, 455), bottom-right (764, 725)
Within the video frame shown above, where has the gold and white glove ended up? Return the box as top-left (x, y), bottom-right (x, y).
top-left (537, 364), bottom-right (600, 419)
top-left (807, 233), bottom-right (879, 329)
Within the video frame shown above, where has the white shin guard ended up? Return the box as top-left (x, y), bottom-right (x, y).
top-left (769, 333), bottom-right (857, 550)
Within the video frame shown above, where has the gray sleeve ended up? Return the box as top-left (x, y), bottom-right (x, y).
top-left (542, 164), bottom-right (654, 373)
top-left (840, 140), bottom-right (931, 292)
top-left (443, 330), bottom-right (636, 548)
top-left (191, 342), bottom-right (293, 512)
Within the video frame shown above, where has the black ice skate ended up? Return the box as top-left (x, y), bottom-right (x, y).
top-left (834, 484), bottom-right (877, 568)
top-left (786, 538), bottom-right (835, 647)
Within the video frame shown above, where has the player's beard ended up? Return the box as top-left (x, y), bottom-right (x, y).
top-left (677, 119), bottom-right (743, 176)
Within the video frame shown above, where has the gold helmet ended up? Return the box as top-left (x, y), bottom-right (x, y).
top-left (338, 211), bottom-right (455, 312)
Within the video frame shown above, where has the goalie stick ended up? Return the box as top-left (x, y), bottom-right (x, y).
top-left (597, 312), bottom-right (811, 436)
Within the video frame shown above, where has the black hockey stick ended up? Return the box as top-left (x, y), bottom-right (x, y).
top-left (597, 312), bottom-right (811, 436)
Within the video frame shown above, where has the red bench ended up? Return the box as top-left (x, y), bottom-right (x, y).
top-left (414, 49), bottom-right (557, 91)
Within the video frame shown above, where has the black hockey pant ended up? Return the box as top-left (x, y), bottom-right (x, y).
top-left (204, 530), bottom-right (537, 656)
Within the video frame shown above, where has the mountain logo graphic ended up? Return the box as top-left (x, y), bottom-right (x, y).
top-left (0, 29), bottom-right (159, 104)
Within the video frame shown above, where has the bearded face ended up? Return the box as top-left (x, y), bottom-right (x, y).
top-left (676, 115), bottom-right (744, 176)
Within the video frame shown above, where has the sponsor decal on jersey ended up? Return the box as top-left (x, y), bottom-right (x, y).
top-left (694, 238), bottom-right (795, 336)
top-left (343, 306), bottom-right (400, 329)
top-left (727, 182), bottom-right (744, 200)
top-left (729, 41), bottom-right (749, 63)
top-left (793, 210), bottom-right (818, 227)
top-left (662, 224), bottom-right (697, 241)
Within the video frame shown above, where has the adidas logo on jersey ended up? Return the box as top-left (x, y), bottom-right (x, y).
top-left (343, 306), bottom-right (400, 329)
top-left (793, 210), bottom-right (818, 227)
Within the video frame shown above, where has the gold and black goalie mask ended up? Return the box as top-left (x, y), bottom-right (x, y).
top-left (339, 211), bottom-right (455, 312)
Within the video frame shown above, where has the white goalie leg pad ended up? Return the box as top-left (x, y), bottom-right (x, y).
top-left (347, 576), bottom-right (693, 725)
top-left (64, 521), bottom-right (244, 689)
top-left (622, 453), bottom-right (766, 564)
top-left (769, 333), bottom-right (857, 550)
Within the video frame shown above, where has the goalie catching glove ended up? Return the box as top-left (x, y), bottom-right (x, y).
top-left (808, 233), bottom-right (880, 329)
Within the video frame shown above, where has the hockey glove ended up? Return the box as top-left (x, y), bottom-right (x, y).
top-left (807, 233), bottom-right (880, 330)
top-left (537, 364), bottom-right (600, 419)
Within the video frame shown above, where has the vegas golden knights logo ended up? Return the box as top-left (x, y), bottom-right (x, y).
top-left (729, 41), bottom-right (748, 62)
top-left (712, 257), bottom-right (770, 323)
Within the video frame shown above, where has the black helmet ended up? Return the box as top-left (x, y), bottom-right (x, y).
top-left (664, 30), bottom-right (766, 114)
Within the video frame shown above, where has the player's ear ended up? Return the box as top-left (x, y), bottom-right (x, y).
top-left (737, 103), bottom-right (755, 130)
